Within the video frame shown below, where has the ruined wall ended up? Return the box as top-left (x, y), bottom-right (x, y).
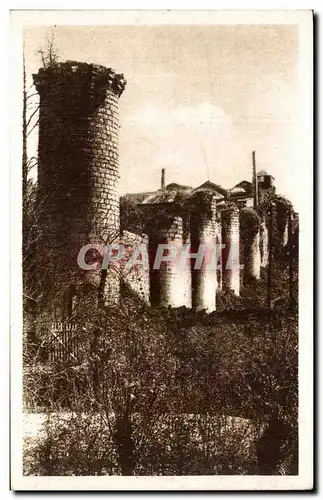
top-left (191, 194), bottom-right (217, 312)
top-left (240, 208), bottom-right (261, 283)
top-left (33, 62), bottom-right (126, 320)
top-left (150, 215), bottom-right (191, 308)
top-left (260, 219), bottom-right (269, 267)
top-left (258, 185), bottom-right (276, 206)
top-left (221, 206), bottom-right (240, 296)
top-left (215, 216), bottom-right (223, 291)
top-left (244, 231), bottom-right (261, 281)
top-left (121, 230), bottom-right (150, 303)
top-left (279, 218), bottom-right (289, 248)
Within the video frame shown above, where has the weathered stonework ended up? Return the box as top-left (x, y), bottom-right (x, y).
top-left (260, 219), bottom-right (269, 267)
top-left (121, 230), bottom-right (150, 303)
top-left (152, 215), bottom-right (192, 308)
top-left (280, 219), bottom-right (289, 248)
top-left (34, 61), bottom-right (126, 318)
top-left (244, 230), bottom-right (261, 281)
top-left (191, 193), bottom-right (217, 312)
top-left (215, 216), bottom-right (223, 291)
top-left (221, 206), bottom-right (240, 295)
top-left (239, 208), bottom-right (261, 283)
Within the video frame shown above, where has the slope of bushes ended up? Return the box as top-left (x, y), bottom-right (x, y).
top-left (24, 292), bottom-right (298, 476)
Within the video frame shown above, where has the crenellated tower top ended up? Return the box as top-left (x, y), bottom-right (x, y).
top-left (33, 61), bottom-right (127, 97)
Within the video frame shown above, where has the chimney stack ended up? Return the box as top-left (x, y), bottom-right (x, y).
top-left (252, 151), bottom-right (258, 208)
top-left (161, 168), bottom-right (166, 191)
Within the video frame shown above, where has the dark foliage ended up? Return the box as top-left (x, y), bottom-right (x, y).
top-left (24, 290), bottom-right (298, 476)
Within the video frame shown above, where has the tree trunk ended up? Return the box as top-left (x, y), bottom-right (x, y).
top-left (256, 416), bottom-right (292, 474)
top-left (114, 414), bottom-right (135, 475)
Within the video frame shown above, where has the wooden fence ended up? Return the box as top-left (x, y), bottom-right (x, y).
top-left (44, 323), bottom-right (86, 364)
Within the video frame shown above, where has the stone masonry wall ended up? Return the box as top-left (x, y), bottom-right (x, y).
top-left (191, 194), bottom-right (217, 312)
top-left (260, 219), bottom-right (269, 267)
top-left (243, 230), bottom-right (261, 281)
top-left (121, 230), bottom-right (150, 303)
top-left (33, 62), bottom-right (126, 319)
top-left (280, 218), bottom-right (289, 248)
top-left (154, 215), bottom-right (192, 308)
top-left (215, 215), bottom-right (223, 291)
top-left (221, 206), bottom-right (240, 296)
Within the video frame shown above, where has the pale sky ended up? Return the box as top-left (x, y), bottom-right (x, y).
top-left (24, 24), bottom-right (300, 207)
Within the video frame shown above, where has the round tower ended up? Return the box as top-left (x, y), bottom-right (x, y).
top-left (191, 192), bottom-right (217, 312)
top-left (260, 219), bottom-right (269, 267)
top-left (221, 205), bottom-right (240, 296)
top-left (240, 208), bottom-right (261, 283)
top-left (33, 61), bottom-right (126, 318)
top-left (150, 215), bottom-right (191, 309)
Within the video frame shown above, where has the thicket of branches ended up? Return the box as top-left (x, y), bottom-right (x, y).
top-left (24, 291), bottom-right (298, 476)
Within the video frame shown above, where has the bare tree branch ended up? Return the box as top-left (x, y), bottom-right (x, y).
top-left (26, 106), bottom-right (39, 129)
top-left (27, 119), bottom-right (39, 137)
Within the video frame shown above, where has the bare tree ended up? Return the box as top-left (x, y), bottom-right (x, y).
top-left (23, 33), bottom-right (61, 342)
top-left (37, 31), bottom-right (60, 68)
top-left (23, 31), bottom-right (60, 196)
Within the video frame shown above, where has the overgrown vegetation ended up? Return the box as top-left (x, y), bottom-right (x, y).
top-left (24, 287), bottom-right (298, 476)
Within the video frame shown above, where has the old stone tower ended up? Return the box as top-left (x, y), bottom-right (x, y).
top-left (33, 61), bottom-right (126, 322)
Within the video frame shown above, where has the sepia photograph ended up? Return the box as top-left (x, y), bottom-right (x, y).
top-left (10, 9), bottom-right (313, 491)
